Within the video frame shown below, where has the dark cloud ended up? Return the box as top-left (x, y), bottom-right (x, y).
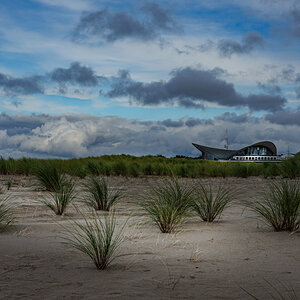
top-left (296, 86), bottom-right (300, 98)
top-left (160, 119), bottom-right (184, 127)
top-left (246, 94), bottom-right (285, 112)
top-left (0, 62), bottom-right (101, 96)
top-left (218, 32), bottom-right (264, 58)
top-left (216, 112), bottom-right (257, 124)
top-left (265, 108), bottom-right (300, 126)
top-left (260, 64), bottom-right (300, 98)
top-left (185, 118), bottom-right (214, 127)
top-left (257, 80), bottom-right (281, 94)
top-left (0, 112), bottom-right (47, 136)
top-left (50, 62), bottom-right (99, 86)
top-left (72, 3), bottom-right (179, 43)
top-left (289, 4), bottom-right (300, 38)
top-left (107, 67), bottom-right (287, 112)
top-left (141, 2), bottom-right (177, 31)
top-left (0, 73), bottom-right (44, 96)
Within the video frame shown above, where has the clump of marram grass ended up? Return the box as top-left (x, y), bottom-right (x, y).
top-left (241, 279), bottom-right (298, 299)
top-left (0, 196), bottom-right (14, 230)
top-left (40, 179), bottom-right (77, 215)
top-left (81, 176), bottom-right (123, 211)
top-left (62, 211), bottom-right (127, 270)
top-left (35, 163), bottom-right (67, 191)
top-left (245, 180), bottom-right (300, 232)
top-left (141, 177), bottom-right (193, 233)
top-left (192, 181), bottom-right (239, 222)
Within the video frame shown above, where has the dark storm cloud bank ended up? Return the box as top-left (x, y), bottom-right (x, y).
top-left (72, 2), bottom-right (180, 43)
top-left (108, 67), bottom-right (286, 112)
top-left (0, 63), bottom-right (290, 114)
top-left (0, 62), bottom-right (101, 96)
top-left (0, 73), bottom-right (44, 96)
top-left (0, 112), bottom-right (299, 159)
top-left (265, 109), bottom-right (300, 126)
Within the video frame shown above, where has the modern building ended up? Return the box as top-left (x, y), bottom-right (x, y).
top-left (192, 141), bottom-right (282, 161)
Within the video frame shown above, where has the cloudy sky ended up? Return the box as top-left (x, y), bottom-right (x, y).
top-left (1, 0), bottom-right (300, 158)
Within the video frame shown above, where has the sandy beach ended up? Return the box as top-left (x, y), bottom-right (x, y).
top-left (0, 175), bottom-right (299, 299)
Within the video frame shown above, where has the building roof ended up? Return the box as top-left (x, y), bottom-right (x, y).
top-left (192, 141), bottom-right (277, 160)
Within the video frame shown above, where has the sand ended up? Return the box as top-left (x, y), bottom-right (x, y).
top-left (0, 175), bottom-right (299, 299)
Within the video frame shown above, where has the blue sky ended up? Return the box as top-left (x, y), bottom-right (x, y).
top-left (0, 0), bottom-right (300, 157)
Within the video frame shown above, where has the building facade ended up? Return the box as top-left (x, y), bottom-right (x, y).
top-left (192, 141), bottom-right (281, 161)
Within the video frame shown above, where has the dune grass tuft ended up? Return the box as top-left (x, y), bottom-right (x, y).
top-left (62, 212), bottom-right (127, 270)
top-left (0, 196), bottom-right (14, 230)
top-left (141, 177), bottom-right (193, 233)
top-left (82, 176), bottom-right (123, 211)
top-left (246, 180), bottom-right (300, 231)
top-left (35, 163), bottom-right (67, 191)
top-left (241, 279), bottom-right (298, 299)
top-left (192, 181), bottom-right (239, 222)
top-left (40, 179), bottom-right (77, 215)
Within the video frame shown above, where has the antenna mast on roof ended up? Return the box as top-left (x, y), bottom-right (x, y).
top-left (224, 129), bottom-right (229, 150)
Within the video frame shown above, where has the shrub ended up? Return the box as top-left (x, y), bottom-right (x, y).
top-left (193, 181), bottom-right (238, 222)
top-left (40, 179), bottom-right (76, 215)
top-left (143, 163), bottom-right (154, 175)
top-left (35, 163), bottom-right (67, 191)
top-left (0, 196), bottom-right (14, 230)
top-left (62, 212), bottom-right (127, 270)
top-left (280, 157), bottom-right (300, 179)
top-left (82, 176), bottom-right (123, 211)
top-left (0, 157), bottom-right (8, 175)
top-left (232, 163), bottom-right (249, 178)
top-left (141, 177), bottom-right (193, 233)
top-left (87, 161), bottom-right (102, 176)
top-left (246, 180), bottom-right (300, 231)
top-left (17, 157), bottom-right (32, 176)
top-left (128, 163), bottom-right (140, 177)
top-left (112, 161), bottom-right (128, 176)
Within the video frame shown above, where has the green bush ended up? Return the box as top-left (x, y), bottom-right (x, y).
top-left (112, 161), bottom-right (128, 176)
top-left (280, 157), bottom-right (300, 179)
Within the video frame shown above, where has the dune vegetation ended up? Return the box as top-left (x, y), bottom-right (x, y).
top-left (0, 153), bottom-right (299, 179)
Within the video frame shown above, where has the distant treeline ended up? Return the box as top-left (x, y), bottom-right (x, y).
top-left (0, 153), bottom-right (300, 179)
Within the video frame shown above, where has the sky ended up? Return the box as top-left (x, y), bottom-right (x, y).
top-left (0, 0), bottom-right (300, 158)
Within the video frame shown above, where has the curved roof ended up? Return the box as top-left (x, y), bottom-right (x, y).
top-left (193, 141), bottom-right (277, 160)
